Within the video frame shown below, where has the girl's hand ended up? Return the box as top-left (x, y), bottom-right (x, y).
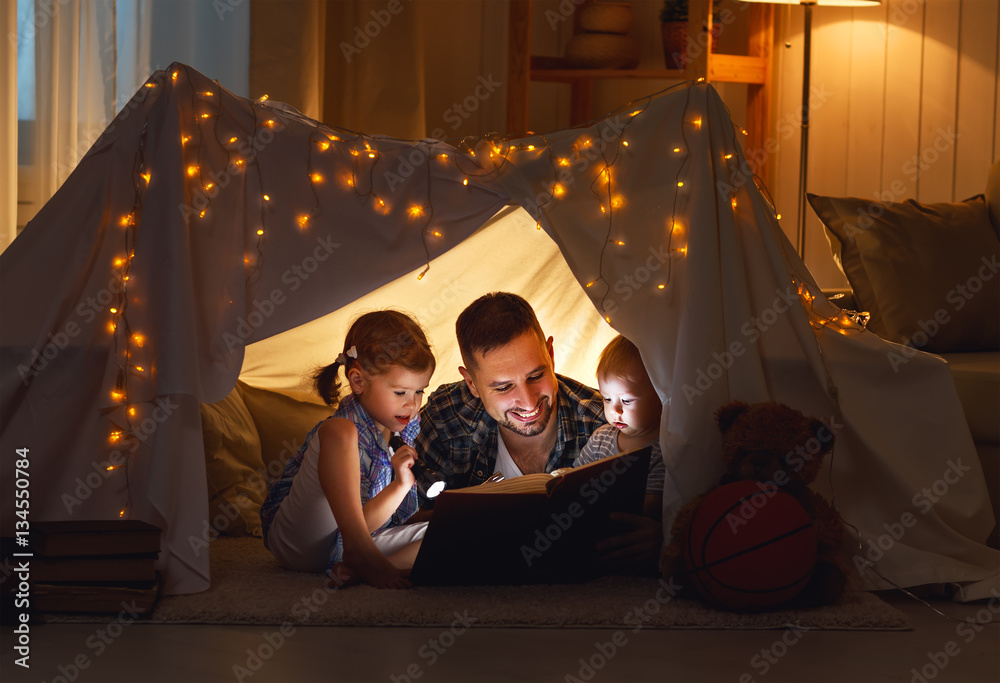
top-left (390, 443), bottom-right (417, 489)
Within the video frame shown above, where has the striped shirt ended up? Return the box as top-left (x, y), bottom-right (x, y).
top-left (573, 423), bottom-right (667, 495)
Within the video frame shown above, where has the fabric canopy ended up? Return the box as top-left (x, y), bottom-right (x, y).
top-left (2, 63), bottom-right (996, 598)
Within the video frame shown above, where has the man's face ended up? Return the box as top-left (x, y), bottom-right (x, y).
top-left (460, 331), bottom-right (558, 438)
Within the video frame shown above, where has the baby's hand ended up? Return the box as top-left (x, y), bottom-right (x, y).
top-left (390, 443), bottom-right (416, 489)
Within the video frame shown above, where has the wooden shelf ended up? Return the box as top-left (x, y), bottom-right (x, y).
top-left (529, 54), bottom-right (766, 85)
top-left (507, 0), bottom-right (774, 179)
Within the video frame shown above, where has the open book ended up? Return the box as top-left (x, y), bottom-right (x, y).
top-left (409, 446), bottom-right (651, 585)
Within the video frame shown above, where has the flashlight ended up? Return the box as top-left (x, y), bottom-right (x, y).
top-left (389, 433), bottom-right (446, 499)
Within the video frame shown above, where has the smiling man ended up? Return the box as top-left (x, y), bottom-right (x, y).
top-left (414, 292), bottom-right (606, 498)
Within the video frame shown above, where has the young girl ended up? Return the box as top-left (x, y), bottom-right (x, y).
top-left (260, 310), bottom-right (435, 589)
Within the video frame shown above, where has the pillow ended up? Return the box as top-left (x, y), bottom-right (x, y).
top-left (987, 161), bottom-right (1000, 239)
top-left (200, 387), bottom-right (267, 537)
top-left (809, 193), bottom-right (1000, 353)
top-left (237, 381), bottom-right (335, 480)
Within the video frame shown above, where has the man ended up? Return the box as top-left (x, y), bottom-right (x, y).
top-left (415, 292), bottom-right (660, 572)
top-left (415, 291), bottom-right (604, 491)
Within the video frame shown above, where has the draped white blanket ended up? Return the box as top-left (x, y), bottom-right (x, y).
top-left (1, 64), bottom-right (995, 598)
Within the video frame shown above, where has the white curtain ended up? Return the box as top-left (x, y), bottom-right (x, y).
top-left (14, 0), bottom-right (248, 241)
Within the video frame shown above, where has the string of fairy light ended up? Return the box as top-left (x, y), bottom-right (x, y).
top-left (99, 67), bottom-right (866, 518)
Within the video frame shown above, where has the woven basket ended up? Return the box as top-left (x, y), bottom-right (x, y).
top-left (566, 33), bottom-right (640, 69)
top-left (578, 1), bottom-right (633, 35)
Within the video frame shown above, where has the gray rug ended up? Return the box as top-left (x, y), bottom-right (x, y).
top-left (55, 537), bottom-right (912, 630)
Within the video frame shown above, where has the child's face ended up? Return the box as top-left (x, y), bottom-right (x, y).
top-left (598, 371), bottom-right (661, 439)
top-left (354, 365), bottom-right (433, 433)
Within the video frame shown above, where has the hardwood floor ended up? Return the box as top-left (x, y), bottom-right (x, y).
top-left (2, 592), bottom-right (998, 682)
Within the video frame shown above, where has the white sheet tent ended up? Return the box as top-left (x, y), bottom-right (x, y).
top-left (2, 63), bottom-right (996, 599)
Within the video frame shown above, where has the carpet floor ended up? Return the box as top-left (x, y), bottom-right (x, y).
top-left (57, 538), bottom-right (910, 631)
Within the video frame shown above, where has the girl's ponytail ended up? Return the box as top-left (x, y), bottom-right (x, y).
top-left (313, 360), bottom-right (343, 407)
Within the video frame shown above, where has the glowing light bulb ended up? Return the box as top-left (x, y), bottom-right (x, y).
top-left (171, 71), bottom-right (178, 81)
top-left (235, 159), bottom-right (245, 167)
top-left (677, 181), bottom-right (684, 188)
top-left (586, 280), bottom-right (595, 288)
top-left (119, 507), bottom-right (127, 518)
top-left (181, 135), bottom-right (191, 145)
top-left (350, 149), bottom-right (359, 157)
top-left (203, 91), bottom-right (214, 97)
top-left (256, 229), bottom-right (264, 236)
top-left (724, 153), bottom-right (734, 160)
top-left (120, 215), bottom-right (131, 227)
top-left (558, 158), bottom-right (570, 167)
top-left (311, 172), bottom-right (323, 183)
top-left (552, 183), bottom-right (565, 198)
top-left (417, 264), bottom-right (430, 281)
top-left (432, 230), bottom-right (442, 237)
top-left (113, 257), bottom-right (125, 267)
top-left (622, 141), bottom-right (629, 147)
top-left (368, 152), bottom-right (376, 159)
top-left (132, 333), bottom-right (145, 347)
top-left (128, 407), bottom-right (137, 417)
top-left (106, 464), bottom-right (116, 471)
top-left (141, 171), bottom-right (151, 184)
top-left (463, 177), bottom-right (469, 186)
top-left (135, 366), bottom-right (145, 373)
top-left (657, 284), bottom-right (666, 289)
top-left (264, 119), bottom-right (275, 128)
top-left (187, 165), bottom-right (199, 177)
top-left (109, 430), bottom-right (123, 443)
top-left (144, 83), bottom-right (156, 88)
top-left (297, 214), bottom-right (309, 228)
top-left (199, 209), bottom-right (207, 218)
top-left (605, 316), bottom-right (611, 323)
top-left (263, 194), bottom-right (270, 201)
top-left (110, 307), bottom-right (118, 314)
top-left (692, 118), bottom-right (702, 128)
top-left (259, 94), bottom-right (269, 102)
top-left (536, 221), bottom-right (541, 231)
top-left (630, 110), bottom-right (641, 117)
top-left (611, 195), bottom-right (624, 209)
top-left (200, 113), bottom-right (211, 119)
top-left (673, 147), bottom-right (682, 153)
top-left (204, 182), bottom-right (215, 191)
top-left (438, 153), bottom-right (448, 161)
top-left (731, 197), bottom-right (738, 209)
top-left (111, 389), bottom-right (125, 402)
top-left (408, 205), bottom-right (425, 219)
top-left (318, 140), bottom-right (330, 151)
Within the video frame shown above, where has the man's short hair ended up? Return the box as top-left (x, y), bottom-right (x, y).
top-left (456, 292), bottom-right (546, 368)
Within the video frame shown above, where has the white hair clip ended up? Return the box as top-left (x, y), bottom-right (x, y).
top-left (335, 345), bottom-right (358, 366)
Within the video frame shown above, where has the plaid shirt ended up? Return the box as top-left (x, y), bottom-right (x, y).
top-left (414, 374), bottom-right (605, 506)
top-left (260, 393), bottom-right (420, 570)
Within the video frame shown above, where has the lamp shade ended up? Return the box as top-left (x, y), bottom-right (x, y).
top-left (740, 1), bottom-right (879, 6)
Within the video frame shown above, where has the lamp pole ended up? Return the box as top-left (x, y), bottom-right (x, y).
top-left (796, 2), bottom-right (814, 258)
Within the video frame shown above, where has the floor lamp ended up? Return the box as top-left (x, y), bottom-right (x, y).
top-left (740, 0), bottom-right (881, 258)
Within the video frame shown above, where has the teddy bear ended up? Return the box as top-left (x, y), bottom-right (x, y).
top-left (660, 400), bottom-right (847, 609)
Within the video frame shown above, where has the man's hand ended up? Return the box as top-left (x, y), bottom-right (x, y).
top-left (596, 512), bottom-right (662, 575)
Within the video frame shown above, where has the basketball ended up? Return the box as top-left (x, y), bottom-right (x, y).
top-left (681, 480), bottom-right (817, 611)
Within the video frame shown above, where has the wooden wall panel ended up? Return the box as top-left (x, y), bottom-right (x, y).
top-left (805, 9), bottom-right (854, 285)
top-left (880, 0), bottom-right (924, 202)
top-left (916, 0), bottom-right (960, 203)
top-left (954, 0), bottom-right (999, 198)
top-left (845, 3), bottom-right (889, 198)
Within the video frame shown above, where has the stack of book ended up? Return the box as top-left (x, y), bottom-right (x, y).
top-left (28, 520), bottom-right (163, 614)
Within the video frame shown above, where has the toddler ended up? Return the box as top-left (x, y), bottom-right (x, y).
top-left (575, 335), bottom-right (666, 517)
